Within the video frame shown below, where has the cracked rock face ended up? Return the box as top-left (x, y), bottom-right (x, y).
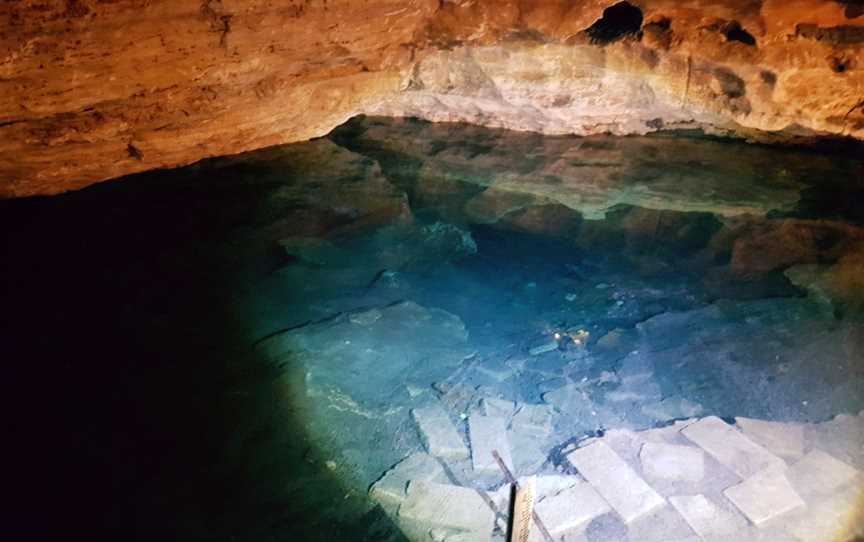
top-left (1, 0), bottom-right (863, 197)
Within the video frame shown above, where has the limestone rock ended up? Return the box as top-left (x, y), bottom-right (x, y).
top-left (735, 417), bottom-right (805, 462)
top-left (566, 440), bottom-right (666, 523)
top-left (412, 405), bottom-right (469, 460)
top-left (639, 443), bottom-right (705, 483)
top-left (468, 414), bottom-right (513, 472)
top-left (3, 1), bottom-right (863, 197)
top-left (723, 465), bottom-right (806, 526)
top-left (668, 495), bottom-right (745, 538)
top-left (370, 453), bottom-right (447, 509)
top-left (399, 481), bottom-right (496, 533)
top-left (681, 416), bottom-right (786, 479)
top-left (533, 482), bottom-right (611, 536)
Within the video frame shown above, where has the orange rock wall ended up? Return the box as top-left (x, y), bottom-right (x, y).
top-left (1, 0), bottom-right (862, 197)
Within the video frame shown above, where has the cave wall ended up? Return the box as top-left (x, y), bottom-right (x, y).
top-left (1, 0), bottom-right (862, 197)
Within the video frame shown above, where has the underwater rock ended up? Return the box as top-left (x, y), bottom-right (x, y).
top-left (566, 440), bottom-right (666, 523)
top-left (668, 495), bottom-right (746, 539)
top-left (258, 301), bottom-right (472, 405)
top-left (639, 442), bottom-right (705, 483)
top-left (723, 465), bottom-right (805, 526)
top-left (529, 336), bottom-right (559, 356)
top-left (435, 381), bottom-right (478, 415)
top-left (399, 480), bottom-right (496, 534)
top-left (532, 482), bottom-right (611, 537)
top-left (734, 417), bottom-right (805, 462)
top-left (370, 453), bottom-right (448, 511)
top-left (468, 414), bottom-right (514, 472)
top-left (641, 396), bottom-right (703, 422)
top-left (681, 416), bottom-right (786, 479)
top-left (334, 118), bottom-right (830, 223)
top-left (412, 405), bottom-right (470, 460)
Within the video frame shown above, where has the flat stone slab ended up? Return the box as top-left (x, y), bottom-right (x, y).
top-left (481, 397), bottom-right (515, 418)
top-left (785, 482), bottom-right (864, 542)
top-left (641, 396), bottom-right (703, 422)
top-left (639, 442), bottom-right (705, 483)
top-left (412, 405), bottom-right (469, 459)
top-left (668, 494), bottom-right (745, 538)
top-left (370, 453), bottom-right (446, 507)
top-left (681, 416), bottom-right (785, 479)
top-left (788, 449), bottom-right (860, 498)
top-left (468, 414), bottom-right (513, 472)
top-left (511, 403), bottom-right (554, 435)
top-left (735, 417), bottom-right (805, 462)
top-left (723, 465), bottom-right (805, 526)
top-left (534, 481), bottom-right (611, 536)
top-left (567, 440), bottom-right (666, 523)
top-left (399, 481), bottom-right (495, 533)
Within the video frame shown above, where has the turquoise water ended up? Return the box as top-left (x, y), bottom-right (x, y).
top-left (3, 117), bottom-right (863, 540)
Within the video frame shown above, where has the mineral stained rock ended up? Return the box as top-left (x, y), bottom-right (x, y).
top-left (1, 0), bottom-right (863, 197)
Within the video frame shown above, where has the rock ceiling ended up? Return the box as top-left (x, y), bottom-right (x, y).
top-left (1, 0), bottom-right (862, 197)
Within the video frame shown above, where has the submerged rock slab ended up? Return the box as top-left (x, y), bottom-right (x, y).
top-left (668, 494), bottom-right (745, 538)
top-left (533, 481), bottom-right (611, 536)
top-left (639, 442), bottom-right (705, 483)
top-left (681, 416), bottom-right (786, 479)
top-left (566, 440), bottom-right (666, 523)
top-left (412, 405), bottom-right (469, 460)
top-left (258, 300), bottom-right (473, 406)
top-left (723, 465), bottom-right (806, 525)
top-left (468, 414), bottom-right (513, 472)
top-left (399, 481), bottom-right (495, 534)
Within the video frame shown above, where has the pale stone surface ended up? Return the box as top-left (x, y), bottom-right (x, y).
top-left (534, 482), bottom-right (611, 536)
top-left (787, 449), bottom-right (860, 498)
top-left (526, 475), bottom-right (582, 500)
top-left (412, 405), bottom-right (469, 459)
top-left (642, 397), bottom-right (703, 422)
top-left (481, 397), bottom-right (516, 418)
top-left (469, 414), bottom-right (513, 472)
top-left (370, 452), bottom-right (446, 508)
top-left (723, 465), bottom-right (805, 526)
top-left (681, 416), bottom-right (786, 479)
top-left (668, 495), bottom-right (745, 538)
top-left (639, 443), bottom-right (705, 483)
top-left (511, 403), bottom-right (554, 435)
top-left (784, 481), bottom-right (864, 542)
top-left (567, 440), bottom-right (666, 523)
top-left (399, 481), bottom-right (495, 533)
top-left (508, 429), bottom-right (549, 474)
top-left (804, 412), bottom-right (864, 470)
top-left (735, 417), bottom-right (805, 462)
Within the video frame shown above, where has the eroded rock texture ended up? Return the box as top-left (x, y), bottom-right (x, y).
top-left (1, 0), bottom-right (863, 197)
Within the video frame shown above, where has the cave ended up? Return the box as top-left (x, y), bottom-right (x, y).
top-left (3, 2), bottom-right (864, 542)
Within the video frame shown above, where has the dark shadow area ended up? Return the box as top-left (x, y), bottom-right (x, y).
top-left (724, 21), bottom-right (757, 46)
top-left (1, 166), bottom-right (406, 541)
top-left (585, 2), bottom-right (644, 45)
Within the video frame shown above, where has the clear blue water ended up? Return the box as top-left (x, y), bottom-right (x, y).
top-left (4, 116), bottom-right (864, 540)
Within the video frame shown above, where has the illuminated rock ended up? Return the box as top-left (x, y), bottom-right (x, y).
top-left (668, 495), bottom-right (745, 538)
top-left (639, 442), bottom-right (705, 483)
top-left (681, 416), bottom-right (786, 479)
top-left (723, 465), bottom-right (805, 526)
top-left (566, 440), bottom-right (666, 523)
top-left (412, 405), bottom-right (469, 460)
top-left (3, 1), bottom-right (863, 196)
